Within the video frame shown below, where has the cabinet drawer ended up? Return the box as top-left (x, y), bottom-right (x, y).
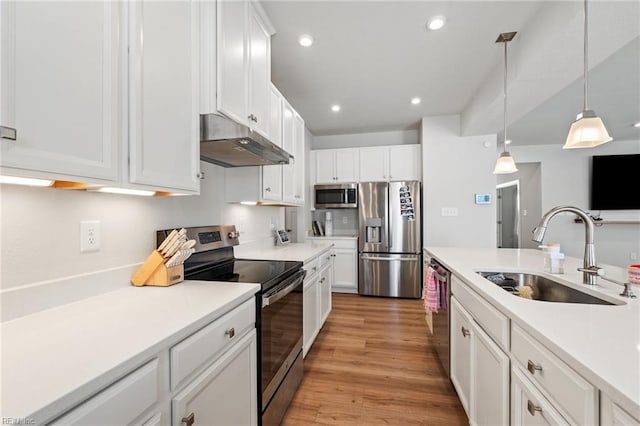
top-left (511, 324), bottom-right (597, 425)
top-left (330, 239), bottom-right (357, 249)
top-left (511, 364), bottom-right (570, 425)
top-left (52, 359), bottom-right (159, 425)
top-left (319, 250), bottom-right (333, 268)
top-left (451, 275), bottom-right (509, 350)
top-left (303, 257), bottom-right (321, 277)
top-left (170, 298), bottom-right (255, 390)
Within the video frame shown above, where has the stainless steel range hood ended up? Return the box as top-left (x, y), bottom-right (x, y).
top-left (200, 113), bottom-right (292, 167)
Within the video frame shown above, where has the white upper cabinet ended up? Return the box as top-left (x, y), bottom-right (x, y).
top-left (268, 83), bottom-right (283, 147)
top-left (261, 84), bottom-right (284, 202)
top-left (0, 1), bottom-right (122, 182)
top-left (1, 1), bottom-right (200, 194)
top-left (282, 99), bottom-right (296, 204)
top-left (314, 148), bottom-right (359, 184)
top-left (293, 111), bottom-right (305, 203)
top-left (128, 0), bottom-right (200, 193)
top-left (215, 0), bottom-right (272, 138)
top-left (359, 145), bottom-right (420, 182)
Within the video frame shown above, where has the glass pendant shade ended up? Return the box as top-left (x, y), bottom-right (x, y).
top-left (493, 151), bottom-right (518, 174)
top-left (563, 110), bottom-right (612, 149)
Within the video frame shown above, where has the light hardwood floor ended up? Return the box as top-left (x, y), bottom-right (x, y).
top-left (282, 293), bottom-right (468, 425)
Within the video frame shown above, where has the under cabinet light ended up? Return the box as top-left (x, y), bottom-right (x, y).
top-left (0, 175), bottom-right (53, 187)
top-left (240, 201), bottom-right (258, 206)
top-left (94, 187), bottom-right (155, 196)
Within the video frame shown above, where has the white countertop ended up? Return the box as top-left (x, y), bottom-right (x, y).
top-left (424, 247), bottom-right (640, 419)
top-left (235, 241), bottom-right (333, 263)
top-left (0, 280), bottom-right (260, 423)
top-left (306, 235), bottom-right (358, 240)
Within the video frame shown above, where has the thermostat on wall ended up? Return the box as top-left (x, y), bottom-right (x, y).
top-left (475, 194), bottom-right (492, 205)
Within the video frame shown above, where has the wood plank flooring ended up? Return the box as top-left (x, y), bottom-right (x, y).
top-left (282, 294), bottom-right (468, 425)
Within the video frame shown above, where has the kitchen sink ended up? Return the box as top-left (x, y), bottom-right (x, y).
top-left (476, 271), bottom-right (618, 305)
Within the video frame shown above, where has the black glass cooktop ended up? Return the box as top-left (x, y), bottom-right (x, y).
top-left (185, 258), bottom-right (302, 292)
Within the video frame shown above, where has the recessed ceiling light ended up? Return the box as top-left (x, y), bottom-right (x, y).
top-left (331, 105), bottom-right (341, 112)
top-left (634, 121), bottom-right (640, 128)
top-left (298, 34), bottom-right (314, 47)
top-left (427, 15), bottom-right (446, 31)
top-left (411, 97), bottom-right (421, 105)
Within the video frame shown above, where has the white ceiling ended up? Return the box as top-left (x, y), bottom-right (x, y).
top-left (262, 0), bottom-right (640, 146)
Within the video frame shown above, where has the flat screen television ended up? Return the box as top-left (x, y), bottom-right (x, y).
top-left (590, 153), bottom-right (640, 210)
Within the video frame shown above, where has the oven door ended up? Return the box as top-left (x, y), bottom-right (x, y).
top-left (260, 269), bottom-right (305, 410)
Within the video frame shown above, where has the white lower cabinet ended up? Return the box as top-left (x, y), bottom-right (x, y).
top-left (172, 329), bottom-right (258, 426)
top-left (302, 248), bottom-right (333, 357)
top-left (51, 359), bottom-right (161, 425)
top-left (512, 365), bottom-right (570, 426)
top-left (307, 238), bottom-right (358, 293)
top-left (601, 393), bottom-right (640, 426)
top-left (450, 278), bottom-right (509, 426)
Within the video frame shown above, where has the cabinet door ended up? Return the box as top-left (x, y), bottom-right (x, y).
top-left (319, 263), bottom-right (332, 325)
top-left (334, 149), bottom-right (359, 182)
top-left (216, 0), bottom-right (248, 126)
top-left (470, 319), bottom-right (509, 426)
top-left (314, 150), bottom-right (336, 184)
top-left (359, 147), bottom-right (388, 182)
top-left (1, 1), bottom-right (121, 181)
top-left (512, 366), bottom-right (570, 426)
top-left (129, 1), bottom-right (200, 193)
top-left (332, 248), bottom-right (357, 293)
top-left (293, 112), bottom-right (305, 204)
top-left (303, 274), bottom-right (320, 357)
top-left (173, 329), bottom-right (258, 426)
top-left (281, 99), bottom-right (296, 204)
top-left (268, 84), bottom-right (283, 147)
top-left (388, 145), bottom-right (420, 181)
top-left (450, 297), bottom-right (472, 418)
top-left (247, 4), bottom-right (269, 138)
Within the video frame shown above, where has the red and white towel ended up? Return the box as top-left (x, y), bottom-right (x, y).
top-left (423, 266), bottom-right (440, 313)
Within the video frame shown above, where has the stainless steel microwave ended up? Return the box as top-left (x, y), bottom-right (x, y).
top-left (314, 183), bottom-right (358, 209)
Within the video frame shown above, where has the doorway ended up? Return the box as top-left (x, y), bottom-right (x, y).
top-left (496, 180), bottom-right (520, 248)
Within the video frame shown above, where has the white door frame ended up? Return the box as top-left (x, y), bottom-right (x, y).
top-left (496, 180), bottom-right (520, 248)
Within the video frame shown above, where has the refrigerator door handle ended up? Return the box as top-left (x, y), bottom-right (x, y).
top-left (360, 254), bottom-right (419, 261)
top-left (386, 183), bottom-right (391, 251)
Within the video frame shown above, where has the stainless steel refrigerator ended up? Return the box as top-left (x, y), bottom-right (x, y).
top-left (358, 181), bottom-right (422, 298)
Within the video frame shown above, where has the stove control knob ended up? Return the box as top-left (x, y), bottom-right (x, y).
top-left (228, 231), bottom-right (240, 239)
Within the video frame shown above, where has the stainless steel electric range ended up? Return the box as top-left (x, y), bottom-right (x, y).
top-left (157, 225), bottom-right (305, 426)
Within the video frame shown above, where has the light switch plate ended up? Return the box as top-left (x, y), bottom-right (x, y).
top-left (441, 207), bottom-right (458, 217)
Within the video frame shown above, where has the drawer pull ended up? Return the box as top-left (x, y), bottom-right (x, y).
top-left (225, 327), bottom-right (235, 339)
top-left (527, 400), bottom-right (542, 416)
top-left (461, 326), bottom-right (470, 338)
top-left (312, 266), bottom-right (317, 272)
top-left (182, 413), bottom-right (195, 426)
top-left (527, 360), bottom-right (543, 374)
top-left (1, 126), bottom-right (17, 141)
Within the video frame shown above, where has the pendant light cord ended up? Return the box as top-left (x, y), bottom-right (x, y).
top-left (583, 0), bottom-right (589, 111)
top-left (503, 40), bottom-right (508, 153)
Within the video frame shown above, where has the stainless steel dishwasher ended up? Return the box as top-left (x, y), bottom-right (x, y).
top-left (427, 257), bottom-right (452, 377)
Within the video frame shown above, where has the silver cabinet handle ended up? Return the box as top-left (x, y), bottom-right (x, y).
top-left (527, 360), bottom-right (543, 374)
top-left (1, 126), bottom-right (17, 141)
top-left (225, 328), bottom-right (235, 338)
top-left (182, 413), bottom-right (195, 426)
top-left (461, 326), bottom-right (470, 338)
top-left (312, 266), bottom-right (317, 272)
top-left (265, 187), bottom-right (271, 192)
top-left (527, 400), bottom-right (542, 416)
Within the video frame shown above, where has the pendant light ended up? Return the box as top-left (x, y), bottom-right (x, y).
top-left (493, 32), bottom-right (518, 174)
top-left (563, 0), bottom-right (612, 149)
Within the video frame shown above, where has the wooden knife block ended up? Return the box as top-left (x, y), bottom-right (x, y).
top-left (131, 250), bottom-right (184, 287)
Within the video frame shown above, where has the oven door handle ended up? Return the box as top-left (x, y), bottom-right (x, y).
top-left (262, 270), bottom-right (306, 308)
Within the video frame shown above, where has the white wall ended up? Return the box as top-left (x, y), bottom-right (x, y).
top-left (421, 115), bottom-right (498, 248)
top-left (312, 129), bottom-right (418, 150)
top-left (0, 161), bottom-right (284, 290)
top-left (510, 140), bottom-right (640, 268)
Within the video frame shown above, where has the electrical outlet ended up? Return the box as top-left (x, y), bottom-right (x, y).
top-left (80, 220), bottom-right (101, 252)
top-left (441, 207), bottom-right (459, 217)
top-left (631, 252), bottom-right (638, 261)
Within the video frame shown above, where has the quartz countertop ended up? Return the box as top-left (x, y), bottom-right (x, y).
top-left (0, 280), bottom-right (260, 423)
top-left (306, 234), bottom-right (358, 240)
top-left (235, 241), bottom-right (333, 263)
top-left (424, 247), bottom-right (640, 419)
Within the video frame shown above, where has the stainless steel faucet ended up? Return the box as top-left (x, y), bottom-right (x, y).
top-left (532, 206), bottom-right (601, 285)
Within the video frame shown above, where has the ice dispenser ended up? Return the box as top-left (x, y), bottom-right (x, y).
top-left (365, 218), bottom-right (383, 244)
